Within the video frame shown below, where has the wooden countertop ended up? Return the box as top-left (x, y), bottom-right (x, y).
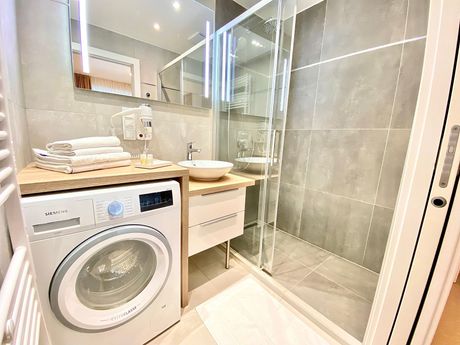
top-left (17, 163), bottom-right (255, 196)
top-left (188, 173), bottom-right (255, 196)
top-left (17, 163), bottom-right (189, 195)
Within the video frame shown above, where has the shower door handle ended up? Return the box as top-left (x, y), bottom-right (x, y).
top-left (269, 129), bottom-right (278, 165)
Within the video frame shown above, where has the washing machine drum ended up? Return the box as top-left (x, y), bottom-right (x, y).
top-left (49, 224), bottom-right (172, 332)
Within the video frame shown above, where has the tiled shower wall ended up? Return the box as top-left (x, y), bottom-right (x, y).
top-left (277, 0), bottom-right (429, 273)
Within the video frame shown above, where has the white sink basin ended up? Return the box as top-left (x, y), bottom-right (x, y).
top-left (235, 156), bottom-right (277, 174)
top-left (178, 160), bottom-right (233, 181)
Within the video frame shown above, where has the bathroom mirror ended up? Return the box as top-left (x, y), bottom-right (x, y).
top-left (69, 0), bottom-right (214, 108)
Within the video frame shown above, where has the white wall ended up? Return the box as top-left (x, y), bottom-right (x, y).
top-left (16, 0), bottom-right (213, 163)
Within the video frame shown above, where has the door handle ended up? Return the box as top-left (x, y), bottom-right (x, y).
top-left (439, 125), bottom-right (460, 188)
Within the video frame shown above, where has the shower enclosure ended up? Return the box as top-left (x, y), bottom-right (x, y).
top-left (213, 0), bottom-right (437, 344)
top-left (213, 0), bottom-right (295, 271)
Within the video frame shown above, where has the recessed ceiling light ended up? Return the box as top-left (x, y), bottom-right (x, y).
top-left (153, 23), bottom-right (160, 31)
top-left (172, 1), bottom-right (181, 11)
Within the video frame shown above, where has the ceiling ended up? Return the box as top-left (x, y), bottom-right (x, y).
top-left (70, 0), bottom-right (214, 54)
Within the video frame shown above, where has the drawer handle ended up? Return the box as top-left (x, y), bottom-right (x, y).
top-left (201, 213), bottom-right (238, 227)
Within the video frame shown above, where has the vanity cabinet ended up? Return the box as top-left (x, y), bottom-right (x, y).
top-left (188, 188), bottom-right (246, 256)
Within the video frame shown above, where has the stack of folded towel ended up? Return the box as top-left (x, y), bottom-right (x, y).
top-left (33, 136), bottom-right (131, 173)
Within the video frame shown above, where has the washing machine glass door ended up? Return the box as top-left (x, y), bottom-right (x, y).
top-left (50, 224), bottom-right (172, 332)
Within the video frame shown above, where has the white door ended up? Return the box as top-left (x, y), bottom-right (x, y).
top-left (365, 1), bottom-right (460, 344)
top-left (49, 225), bottom-right (172, 332)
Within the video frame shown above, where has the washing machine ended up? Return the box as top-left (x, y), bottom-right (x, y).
top-left (21, 180), bottom-right (181, 345)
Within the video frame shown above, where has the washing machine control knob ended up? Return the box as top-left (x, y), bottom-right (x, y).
top-left (107, 201), bottom-right (124, 217)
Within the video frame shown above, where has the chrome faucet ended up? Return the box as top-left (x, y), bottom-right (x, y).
top-left (186, 142), bottom-right (201, 160)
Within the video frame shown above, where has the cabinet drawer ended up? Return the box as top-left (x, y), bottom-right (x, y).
top-left (189, 188), bottom-right (246, 227)
top-left (189, 211), bottom-right (244, 256)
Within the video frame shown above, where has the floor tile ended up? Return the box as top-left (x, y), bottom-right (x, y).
top-left (188, 261), bottom-right (209, 291)
top-left (271, 253), bottom-right (312, 288)
top-left (190, 247), bottom-right (226, 268)
top-left (147, 310), bottom-right (214, 345)
top-left (315, 256), bottom-right (379, 302)
top-left (274, 231), bottom-right (331, 270)
top-left (292, 272), bottom-right (372, 341)
top-left (197, 277), bottom-right (331, 345)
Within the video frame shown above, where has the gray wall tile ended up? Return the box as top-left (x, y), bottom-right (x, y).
top-left (300, 189), bottom-right (373, 264)
top-left (376, 130), bottom-right (411, 208)
top-left (291, 1), bottom-right (326, 68)
top-left (391, 39), bottom-right (426, 129)
top-left (307, 130), bottom-right (387, 203)
top-left (315, 45), bottom-right (402, 129)
top-left (277, 183), bottom-right (304, 236)
top-left (363, 206), bottom-right (394, 272)
top-left (280, 130), bottom-right (311, 186)
top-left (405, 0), bottom-right (430, 39)
top-left (286, 66), bottom-right (318, 130)
top-left (321, 0), bottom-right (407, 59)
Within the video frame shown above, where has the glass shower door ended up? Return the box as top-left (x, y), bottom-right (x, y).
top-left (213, 0), bottom-right (296, 269)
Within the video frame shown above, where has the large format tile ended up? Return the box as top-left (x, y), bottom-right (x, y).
top-left (231, 226), bottom-right (261, 264)
top-left (291, 1), bottom-right (326, 68)
top-left (276, 183), bottom-right (304, 236)
top-left (26, 109), bottom-right (99, 149)
top-left (197, 277), bottom-right (331, 345)
top-left (363, 206), bottom-right (394, 273)
top-left (391, 39), bottom-right (426, 129)
top-left (376, 130), bottom-right (411, 208)
top-left (314, 45), bottom-right (402, 129)
top-left (189, 261), bottom-right (209, 291)
top-left (292, 272), bottom-right (372, 340)
top-left (315, 256), bottom-right (379, 302)
top-left (290, 244), bottom-right (331, 270)
top-left (275, 234), bottom-right (331, 269)
top-left (280, 130), bottom-right (311, 186)
top-left (190, 247), bottom-right (226, 269)
top-left (405, 0), bottom-right (430, 39)
top-left (306, 130), bottom-right (387, 203)
top-left (285, 66), bottom-right (318, 130)
top-left (148, 310), bottom-right (216, 345)
top-left (271, 252), bottom-right (312, 288)
top-left (321, 0), bottom-right (407, 59)
top-left (300, 189), bottom-right (373, 264)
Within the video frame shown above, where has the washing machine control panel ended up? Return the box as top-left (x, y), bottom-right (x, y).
top-left (107, 201), bottom-right (124, 217)
top-left (95, 197), bottom-right (134, 223)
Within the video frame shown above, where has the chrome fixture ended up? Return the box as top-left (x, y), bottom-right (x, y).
top-left (186, 142), bottom-right (201, 160)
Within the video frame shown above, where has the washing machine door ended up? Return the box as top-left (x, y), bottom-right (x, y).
top-left (49, 224), bottom-right (172, 332)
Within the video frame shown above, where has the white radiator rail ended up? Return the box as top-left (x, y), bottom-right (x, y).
top-left (0, 247), bottom-right (42, 345)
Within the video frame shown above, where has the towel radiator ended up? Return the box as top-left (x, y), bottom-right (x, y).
top-left (0, 247), bottom-right (42, 345)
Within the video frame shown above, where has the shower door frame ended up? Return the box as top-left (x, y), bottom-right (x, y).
top-left (364, 0), bottom-right (460, 344)
top-left (211, 0), bottom-right (294, 271)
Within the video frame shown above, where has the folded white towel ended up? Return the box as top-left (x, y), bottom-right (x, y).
top-left (35, 160), bottom-right (131, 174)
top-left (49, 147), bottom-right (124, 156)
top-left (33, 149), bottom-right (131, 167)
top-left (46, 136), bottom-right (121, 152)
